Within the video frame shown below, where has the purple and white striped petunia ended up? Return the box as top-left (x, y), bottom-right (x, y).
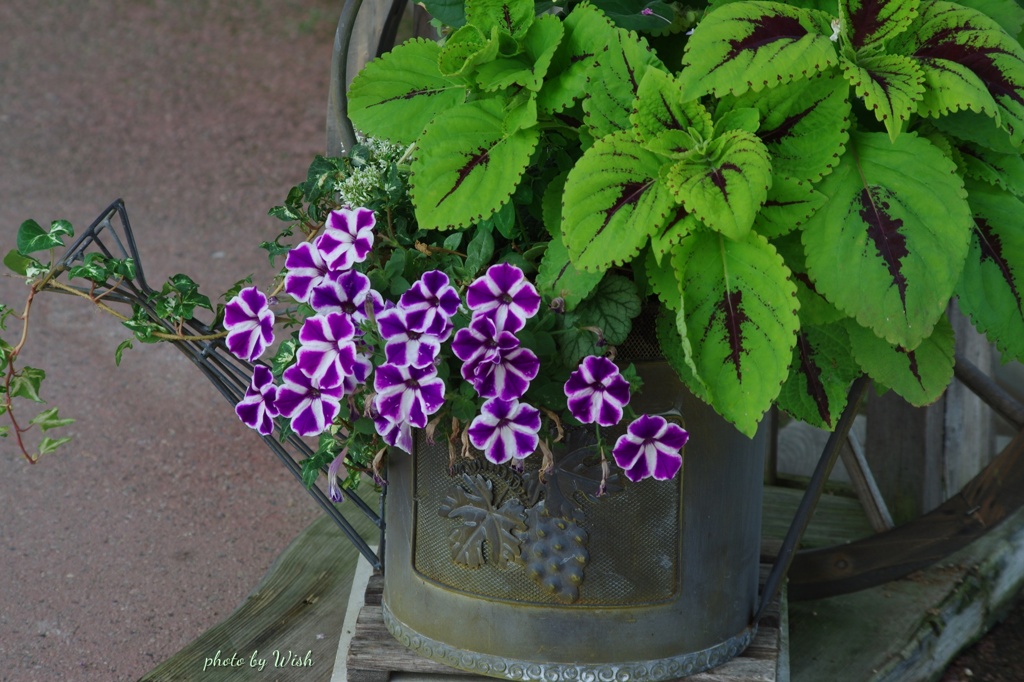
top-left (467, 398), bottom-right (541, 464)
top-left (296, 313), bottom-right (359, 387)
top-left (398, 270), bottom-right (461, 335)
top-left (451, 316), bottom-right (517, 368)
top-left (466, 344), bottom-right (540, 401)
top-left (564, 355), bottom-right (631, 426)
top-left (275, 365), bottom-right (345, 437)
top-left (310, 270), bottom-right (383, 324)
top-left (376, 307), bottom-right (442, 369)
top-left (235, 365), bottom-right (279, 436)
top-left (224, 286), bottom-right (275, 362)
top-left (283, 241), bottom-right (331, 303)
top-left (465, 263), bottom-right (541, 334)
top-left (373, 363), bottom-right (445, 429)
top-left (612, 414), bottom-right (688, 482)
top-left (315, 207), bottom-right (375, 271)
top-left (373, 414), bottom-right (414, 454)
top-left (327, 453), bottom-right (347, 503)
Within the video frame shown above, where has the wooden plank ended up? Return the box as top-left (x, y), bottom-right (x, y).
top-left (141, 501), bottom-right (380, 682)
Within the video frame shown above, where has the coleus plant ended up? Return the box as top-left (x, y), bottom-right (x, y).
top-left (344, 0), bottom-right (1024, 438)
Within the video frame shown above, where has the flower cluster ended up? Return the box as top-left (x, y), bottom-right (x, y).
top-left (224, 204), bottom-right (688, 487)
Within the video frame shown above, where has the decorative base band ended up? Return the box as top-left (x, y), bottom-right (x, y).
top-left (382, 599), bottom-right (757, 681)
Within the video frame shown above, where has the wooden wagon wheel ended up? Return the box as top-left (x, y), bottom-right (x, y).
top-left (784, 355), bottom-right (1024, 601)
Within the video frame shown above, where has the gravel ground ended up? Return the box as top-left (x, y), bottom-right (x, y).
top-left (0, 2), bottom-right (336, 680)
top-left (1, 2), bottom-right (1023, 682)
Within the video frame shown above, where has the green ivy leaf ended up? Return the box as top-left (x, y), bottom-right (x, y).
top-left (664, 129), bottom-right (772, 241)
top-left (718, 70), bottom-right (851, 184)
top-left (847, 314), bottom-right (954, 406)
top-left (9, 367), bottom-right (46, 403)
top-left (4, 249), bottom-right (36, 277)
top-left (680, 1), bottom-right (838, 100)
top-left (802, 131), bottom-right (972, 350)
top-left (672, 229), bottom-right (799, 436)
top-left (29, 407), bottom-right (75, 432)
top-left (574, 274), bottom-right (642, 345)
top-left (897, 1), bottom-right (1024, 146)
top-left (38, 436), bottom-right (73, 457)
top-left (271, 337), bottom-right (300, 378)
top-left (114, 339), bottom-right (134, 366)
top-left (348, 38), bottom-right (467, 145)
top-left (410, 98), bottom-right (539, 230)
top-left (561, 129), bottom-right (675, 271)
top-left (582, 22), bottom-right (664, 138)
top-left (777, 323), bottom-right (861, 429)
top-left (17, 219), bottom-right (73, 255)
top-left (955, 181), bottom-right (1024, 362)
top-left (423, 0), bottom-right (467, 27)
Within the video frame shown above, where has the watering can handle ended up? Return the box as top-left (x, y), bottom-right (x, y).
top-left (327, 0), bottom-right (413, 157)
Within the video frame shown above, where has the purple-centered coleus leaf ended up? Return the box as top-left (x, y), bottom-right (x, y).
top-left (376, 307), bottom-right (443, 368)
top-left (235, 365), bottom-right (279, 436)
top-left (465, 263), bottom-right (541, 334)
top-left (224, 286), bottom-right (275, 361)
top-left (467, 398), bottom-right (542, 464)
top-left (564, 355), bottom-right (631, 426)
top-left (373, 363), bottom-right (445, 429)
top-left (373, 414), bottom-right (414, 454)
top-left (452, 316), bottom-right (518, 368)
top-left (310, 270), bottom-right (383, 325)
top-left (399, 270), bottom-right (461, 335)
top-left (465, 344), bottom-right (540, 401)
top-left (328, 453), bottom-right (346, 503)
top-left (612, 414), bottom-right (688, 482)
top-left (316, 207), bottom-right (375, 271)
top-left (284, 241), bottom-right (330, 303)
top-left (296, 312), bottom-right (358, 387)
top-left (275, 365), bottom-right (344, 437)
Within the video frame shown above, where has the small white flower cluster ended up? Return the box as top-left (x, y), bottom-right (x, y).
top-left (334, 136), bottom-right (407, 208)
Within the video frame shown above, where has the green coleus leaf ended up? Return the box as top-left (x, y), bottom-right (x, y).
top-left (842, 53), bottom-right (925, 141)
top-left (955, 181), bottom-right (1024, 362)
top-left (466, 0), bottom-right (534, 38)
top-left (582, 22), bottom-right (665, 138)
top-left (574, 274), bottom-right (642, 345)
top-left (773, 231), bottom-right (848, 325)
top-left (631, 67), bottom-right (714, 146)
top-left (663, 129), bottom-right (772, 241)
top-left (17, 219), bottom-right (73, 255)
top-left (847, 313), bottom-right (955, 406)
top-left (649, 208), bottom-right (699, 261)
top-left (410, 98), bottom-right (539, 230)
top-left (897, 1), bottom-right (1024, 146)
top-left (802, 131), bottom-right (972, 350)
top-left (347, 38), bottom-right (467, 145)
top-left (672, 229), bottom-right (799, 436)
top-left (840, 0), bottom-right (920, 49)
top-left (718, 70), bottom-right (850, 184)
top-left (475, 14), bottom-right (564, 91)
top-left (536, 237), bottom-right (604, 311)
top-left (777, 323), bottom-right (861, 429)
top-left (438, 24), bottom-right (501, 77)
top-left (656, 304), bottom-right (712, 403)
top-left (753, 175), bottom-right (828, 238)
top-left (561, 129), bottom-right (676, 271)
top-left (680, 1), bottom-right (839, 101)
top-left (954, 0), bottom-right (1024, 37)
top-left (645, 245), bottom-right (683, 311)
top-left (956, 142), bottom-right (1024, 196)
top-left (537, 1), bottom-right (612, 113)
